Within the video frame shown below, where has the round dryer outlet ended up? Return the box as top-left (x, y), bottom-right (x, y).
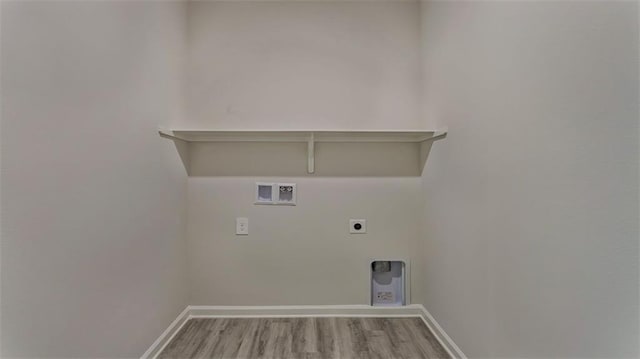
top-left (349, 219), bottom-right (366, 234)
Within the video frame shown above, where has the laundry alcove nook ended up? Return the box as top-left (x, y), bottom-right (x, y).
top-left (3, 0), bottom-right (637, 357)
top-left (162, 0), bottom-right (441, 316)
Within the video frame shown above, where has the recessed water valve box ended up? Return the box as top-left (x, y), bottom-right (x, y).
top-left (276, 183), bottom-right (296, 205)
top-left (255, 183), bottom-right (274, 204)
top-left (255, 182), bottom-right (296, 205)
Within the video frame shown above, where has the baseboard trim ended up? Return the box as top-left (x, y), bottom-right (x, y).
top-left (188, 304), bottom-right (425, 318)
top-left (417, 304), bottom-right (467, 359)
top-left (140, 306), bottom-right (190, 359)
top-left (142, 304), bottom-right (465, 359)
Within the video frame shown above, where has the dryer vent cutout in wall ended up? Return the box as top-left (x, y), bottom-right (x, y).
top-left (371, 260), bottom-right (406, 306)
top-left (255, 183), bottom-right (296, 205)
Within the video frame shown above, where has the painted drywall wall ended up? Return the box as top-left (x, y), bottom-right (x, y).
top-left (185, 1), bottom-right (422, 130)
top-left (419, 1), bottom-right (639, 357)
top-left (188, 141), bottom-right (425, 177)
top-left (183, 1), bottom-right (426, 305)
top-left (187, 177), bottom-right (423, 305)
top-left (1, 1), bottom-right (189, 357)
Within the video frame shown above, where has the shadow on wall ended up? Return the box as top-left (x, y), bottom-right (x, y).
top-left (168, 140), bottom-right (437, 177)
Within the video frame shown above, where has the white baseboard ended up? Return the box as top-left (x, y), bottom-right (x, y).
top-left (142, 304), bottom-right (465, 359)
top-left (188, 304), bottom-right (425, 318)
top-left (417, 304), bottom-right (467, 359)
top-left (140, 306), bottom-right (190, 359)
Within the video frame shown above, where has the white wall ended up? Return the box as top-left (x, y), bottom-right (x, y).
top-left (185, 1), bottom-right (422, 130)
top-left (4, 1), bottom-right (637, 357)
top-left (420, 1), bottom-right (639, 357)
top-left (188, 177), bottom-right (423, 305)
top-left (1, 1), bottom-right (189, 357)
top-left (183, 1), bottom-right (426, 306)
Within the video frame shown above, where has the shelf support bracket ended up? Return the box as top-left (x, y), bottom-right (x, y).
top-left (158, 128), bottom-right (191, 175)
top-left (307, 132), bottom-right (315, 174)
top-left (418, 128), bottom-right (448, 174)
top-left (427, 128), bottom-right (448, 141)
top-left (158, 128), bottom-right (187, 142)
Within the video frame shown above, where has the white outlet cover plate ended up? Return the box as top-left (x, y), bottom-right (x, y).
top-left (236, 217), bottom-right (249, 235)
top-left (349, 219), bottom-right (366, 234)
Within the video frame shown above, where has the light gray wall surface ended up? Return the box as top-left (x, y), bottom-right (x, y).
top-left (183, 1), bottom-right (426, 306)
top-left (2, 1), bottom-right (638, 357)
top-left (1, 1), bottom-right (189, 357)
top-left (185, 1), bottom-right (422, 130)
top-left (187, 177), bottom-right (423, 306)
top-left (419, 1), bottom-right (639, 357)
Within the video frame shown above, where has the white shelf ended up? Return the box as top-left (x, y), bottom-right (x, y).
top-left (159, 129), bottom-right (447, 176)
top-left (159, 129), bottom-right (446, 143)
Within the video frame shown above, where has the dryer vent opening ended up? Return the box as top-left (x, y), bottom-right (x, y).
top-left (371, 260), bottom-right (405, 306)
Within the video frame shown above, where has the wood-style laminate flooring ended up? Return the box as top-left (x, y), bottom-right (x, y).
top-left (158, 317), bottom-right (450, 359)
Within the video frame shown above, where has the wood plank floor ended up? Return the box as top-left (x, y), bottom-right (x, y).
top-left (158, 317), bottom-right (450, 359)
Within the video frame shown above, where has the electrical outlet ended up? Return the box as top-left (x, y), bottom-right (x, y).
top-left (236, 217), bottom-right (249, 235)
top-left (349, 219), bottom-right (366, 234)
